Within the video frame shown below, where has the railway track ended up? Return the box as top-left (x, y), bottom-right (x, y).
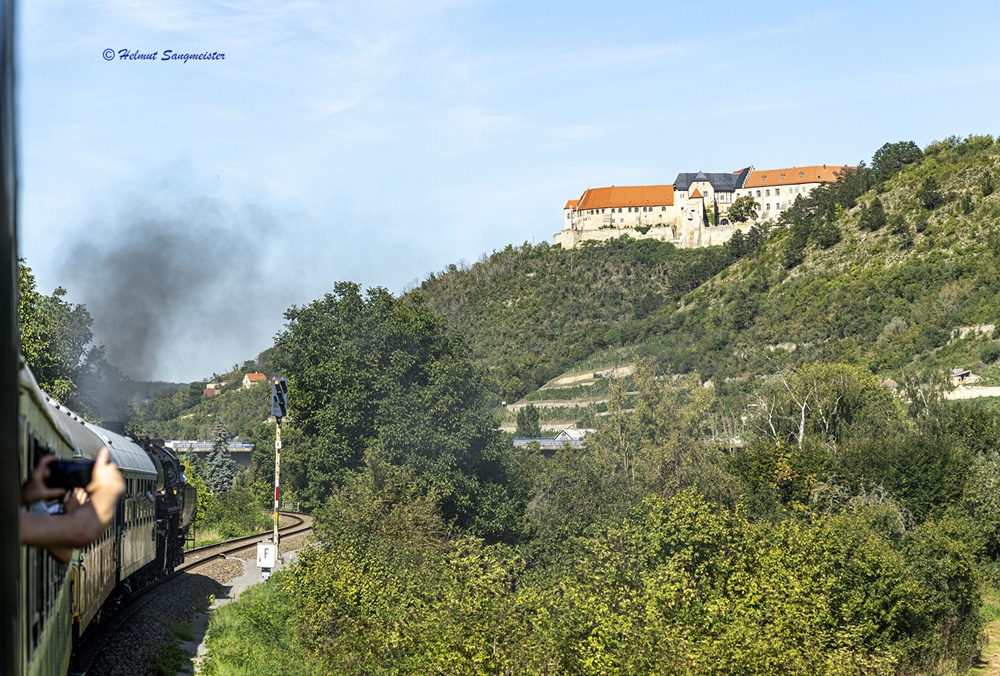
top-left (72, 512), bottom-right (313, 675)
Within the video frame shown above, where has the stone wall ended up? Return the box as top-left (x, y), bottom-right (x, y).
top-left (554, 209), bottom-right (753, 249)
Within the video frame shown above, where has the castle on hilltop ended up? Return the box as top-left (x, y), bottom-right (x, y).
top-left (554, 164), bottom-right (846, 249)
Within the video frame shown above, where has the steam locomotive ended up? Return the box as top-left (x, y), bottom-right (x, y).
top-left (18, 361), bottom-right (198, 675)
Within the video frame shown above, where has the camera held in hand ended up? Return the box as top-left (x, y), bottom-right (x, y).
top-left (45, 460), bottom-right (95, 489)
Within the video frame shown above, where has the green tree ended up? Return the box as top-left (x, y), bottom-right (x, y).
top-left (871, 140), bottom-right (923, 183)
top-left (918, 176), bottom-right (944, 210)
top-left (515, 403), bottom-right (541, 437)
top-left (187, 381), bottom-right (206, 407)
top-left (727, 229), bottom-right (748, 259)
top-left (18, 259), bottom-right (94, 401)
top-left (205, 419), bottom-right (235, 494)
top-left (274, 282), bottom-right (517, 536)
top-left (859, 197), bottom-right (887, 231)
top-left (813, 217), bottom-right (842, 248)
top-left (982, 170), bottom-right (995, 197)
top-left (181, 451), bottom-right (215, 529)
top-left (728, 195), bottom-right (759, 223)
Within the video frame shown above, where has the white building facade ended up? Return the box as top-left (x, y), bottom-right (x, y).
top-left (555, 164), bottom-right (847, 249)
top-left (735, 165), bottom-right (847, 222)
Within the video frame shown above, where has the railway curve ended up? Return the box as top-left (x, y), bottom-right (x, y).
top-left (72, 512), bottom-right (313, 675)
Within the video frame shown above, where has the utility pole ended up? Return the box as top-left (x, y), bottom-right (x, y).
top-left (270, 377), bottom-right (288, 551)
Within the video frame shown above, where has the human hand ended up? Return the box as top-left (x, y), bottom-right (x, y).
top-left (20, 454), bottom-right (67, 506)
top-left (63, 487), bottom-right (88, 515)
top-left (86, 447), bottom-right (124, 526)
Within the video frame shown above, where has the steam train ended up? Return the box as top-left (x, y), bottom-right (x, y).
top-left (18, 361), bottom-right (198, 676)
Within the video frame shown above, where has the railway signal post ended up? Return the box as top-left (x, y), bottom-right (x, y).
top-left (271, 377), bottom-right (288, 551)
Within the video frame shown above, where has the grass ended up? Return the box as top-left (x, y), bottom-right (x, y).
top-left (982, 590), bottom-right (1000, 623)
top-left (200, 573), bottom-right (311, 676)
top-left (151, 642), bottom-right (191, 675)
top-left (150, 620), bottom-right (196, 675)
top-left (968, 589), bottom-right (1000, 675)
top-left (185, 512), bottom-right (290, 551)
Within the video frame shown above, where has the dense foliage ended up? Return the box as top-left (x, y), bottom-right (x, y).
top-left (267, 281), bottom-right (522, 536)
top-left (18, 259), bottom-right (95, 402)
top-left (182, 135), bottom-right (1000, 673)
top-left (181, 451), bottom-right (270, 541)
top-left (205, 359), bottom-right (997, 674)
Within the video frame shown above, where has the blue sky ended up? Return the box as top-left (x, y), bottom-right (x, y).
top-left (16, 0), bottom-right (1000, 381)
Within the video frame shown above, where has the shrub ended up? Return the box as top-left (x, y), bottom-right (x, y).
top-left (201, 488), bottom-right (270, 539)
top-left (982, 343), bottom-right (1000, 364)
top-left (982, 170), bottom-right (995, 197)
top-left (860, 198), bottom-right (888, 231)
top-left (918, 176), bottom-right (944, 210)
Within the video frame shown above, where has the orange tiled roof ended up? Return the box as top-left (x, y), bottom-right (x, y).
top-left (576, 185), bottom-right (674, 210)
top-left (244, 372), bottom-right (267, 382)
top-left (743, 165), bottom-right (848, 188)
top-left (689, 188), bottom-right (703, 199)
top-left (565, 199), bottom-right (580, 210)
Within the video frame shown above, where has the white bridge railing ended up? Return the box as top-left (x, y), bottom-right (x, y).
top-left (164, 440), bottom-right (255, 451)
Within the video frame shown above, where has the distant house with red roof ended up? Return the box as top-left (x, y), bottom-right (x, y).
top-left (555, 162), bottom-right (846, 249)
top-left (242, 372), bottom-right (267, 389)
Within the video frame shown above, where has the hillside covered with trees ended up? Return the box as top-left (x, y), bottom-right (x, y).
top-left (415, 136), bottom-right (1000, 403)
top-left (24, 135), bottom-right (1000, 673)
top-left (413, 236), bottom-right (748, 400)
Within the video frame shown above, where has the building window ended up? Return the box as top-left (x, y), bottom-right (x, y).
top-left (661, 206), bottom-right (666, 211)
top-left (775, 188), bottom-right (780, 196)
top-left (756, 190), bottom-right (761, 197)
top-left (765, 189), bottom-right (770, 197)
top-left (765, 203), bottom-right (770, 210)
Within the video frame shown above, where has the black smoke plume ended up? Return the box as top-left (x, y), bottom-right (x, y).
top-left (60, 187), bottom-right (300, 383)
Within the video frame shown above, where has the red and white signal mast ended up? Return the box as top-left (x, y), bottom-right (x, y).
top-left (270, 376), bottom-right (288, 550)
